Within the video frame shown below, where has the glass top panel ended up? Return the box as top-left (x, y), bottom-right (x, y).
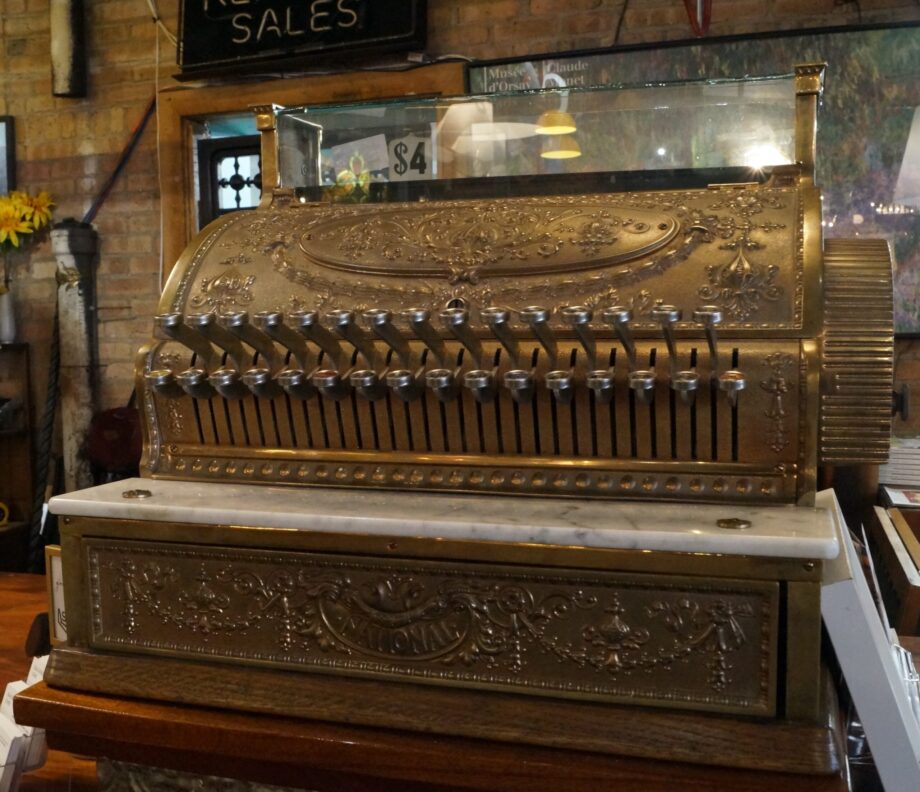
top-left (275, 74), bottom-right (796, 201)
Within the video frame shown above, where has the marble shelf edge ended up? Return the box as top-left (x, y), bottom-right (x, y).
top-left (49, 478), bottom-right (839, 560)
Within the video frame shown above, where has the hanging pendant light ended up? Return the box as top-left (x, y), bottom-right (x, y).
top-left (535, 110), bottom-right (577, 136)
top-left (540, 135), bottom-right (581, 159)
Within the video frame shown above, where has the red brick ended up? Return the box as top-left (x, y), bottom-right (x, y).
top-left (2, 14), bottom-right (47, 36)
top-left (127, 255), bottom-right (161, 274)
top-left (531, 0), bottom-right (603, 13)
top-left (563, 14), bottom-right (607, 36)
top-left (99, 274), bottom-right (159, 296)
top-left (773, 0), bottom-right (836, 13)
top-left (458, 0), bottom-right (521, 24)
top-left (429, 2), bottom-right (459, 28)
top-left (493, 16), bottom-right (567, 44)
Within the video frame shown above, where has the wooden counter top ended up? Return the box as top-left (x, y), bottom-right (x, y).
top-left (0, 572), bottom-right (95, 791)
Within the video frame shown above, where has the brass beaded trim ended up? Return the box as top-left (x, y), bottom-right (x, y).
top-left (159, 453), bottom-right (790, 503)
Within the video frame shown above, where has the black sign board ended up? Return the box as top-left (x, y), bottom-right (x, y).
top-left (177, 0), bottom-right (427, 79)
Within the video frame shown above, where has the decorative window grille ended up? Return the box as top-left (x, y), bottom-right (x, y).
top-left (197, 135), bottom-right (261, 229)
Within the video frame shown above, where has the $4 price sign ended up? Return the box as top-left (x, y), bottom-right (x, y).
top-left (388, 134), bottom-right (432, 181)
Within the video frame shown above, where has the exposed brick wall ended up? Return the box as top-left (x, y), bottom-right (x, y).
top-left (429, 0), bottom-right (920, 56)
top-left (0, 0), bottom-right (162, 417)
top-left (1, 0), bottom-right (919, 439)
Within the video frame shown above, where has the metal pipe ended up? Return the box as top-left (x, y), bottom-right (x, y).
top-left (463, 369), bottom-right (496, 403)
top-left (255, 311), bottom-right (312, 371)
top-left (425, 368), bottom-right (459, 402)
top-left (651, 304), bottom-right (699, 404)
top-left (673, 370), bottom-right (701, 405)
top-left (242, 367), bottom-right (283, 399)
top-left (350, 369), bottom-right (388, 401)
top-left (693, 305), bottom-right (722, 377)
top-left (719, 370), bottom-right (747, 407)
top-left (287, 310), bottom-right (347, 369)
top-left (518, 306), bottom-right (557, 368)
top-left (363, 308), bottom-right (413, 368)
top-left (386, 369), bottom-right (424, 402)
top-left (601, 306), bottom-right (637, 371)
top-left (311, 368), bottom-right (350, 401)
top-left (400, 308), bottom-right (447, 367)
top-left (480, 307), bottom-right (520, 367)
top-left (503, 369), bottom-right (534, 404)
top-left (209, 367), bottom-right (250, 400)
top-left (440, 307), bottom-right (483, 367)
top-left (154, 313), bottom-right (219, 371)
top-left (219, 311), bottom-right (282, 372)
top-left (586, 369), bottom-right (614, 404)
top-left (651, 305), bottom-right (682, 380)
top-left (144, 369), bottom-right (184, 399)
top-left (326, 309), bottom-right (379, 369)
top-left (628, 370), bottom-right (656, 405)
top-left (546, 370), bottom-right (575, 404)
top-left (175, 368), bottom-right (216, 399)
top-left (186, 312), bottom-right (248, 370)
top-left (560, 305), bottom-right (596, 369)
top-left (276, 368), bottom-right (317, 400)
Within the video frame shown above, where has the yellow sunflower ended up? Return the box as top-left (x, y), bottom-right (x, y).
top-left (9, 191), bottom-right (32, 217)
top-left (24, 191), bottom-right (53, 228)
top-left (0, 207), bottom-right (33, 248)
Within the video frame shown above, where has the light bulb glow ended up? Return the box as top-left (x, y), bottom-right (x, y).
top-left (540, 135), bottom-right (581, 159)
top-left (741, 143), bottom-right (790, 169)
top-left (535, 110), bottom-right (577, 136)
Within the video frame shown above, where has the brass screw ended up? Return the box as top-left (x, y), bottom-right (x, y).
top-left (803, 561), bottom-right (816, 572)
top-left (122, 489), bottom-right (153, 499)
top-left (716, 518), bottom-right (752, 530)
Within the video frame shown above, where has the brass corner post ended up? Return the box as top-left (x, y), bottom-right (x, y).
top-left (252, 104), bottom-right (279, 204)
top-left (794, 63), bottom-right (826, 185)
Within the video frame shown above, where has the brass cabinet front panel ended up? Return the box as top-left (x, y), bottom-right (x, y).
top-left (84, 538), bottom-right (779, 716)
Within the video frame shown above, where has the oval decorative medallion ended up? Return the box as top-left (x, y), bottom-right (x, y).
top-left (319, 594), bottom-right (471, 661)
top-left (299, 199), bottom-right (679, 280)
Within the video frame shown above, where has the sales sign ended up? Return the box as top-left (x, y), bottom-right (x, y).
top-left (177, 0), bottom-right (427, 79)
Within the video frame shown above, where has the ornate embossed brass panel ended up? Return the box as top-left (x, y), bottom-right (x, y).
top-left (170, 188), bottom-right (803, 326)
top-left (300, 201), bottom-right (682, 279)
top-left (84, 538), bottom-right (778, 716)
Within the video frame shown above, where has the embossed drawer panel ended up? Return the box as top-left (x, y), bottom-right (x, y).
top-left (85, 539), bottom-right (778, 716)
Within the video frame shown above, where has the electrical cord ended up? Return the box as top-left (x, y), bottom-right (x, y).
top-left (27, 304), bottom-right (59, 572)
top-left (83, 96), bottom-right (156, 225)
top-left (145, 0), bottom-right (177, 46)
top-left (613, 0), bottom-right (630, 44)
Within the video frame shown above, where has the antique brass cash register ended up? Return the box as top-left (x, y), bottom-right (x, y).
top-left (46, 65), bottom-right (893, 774)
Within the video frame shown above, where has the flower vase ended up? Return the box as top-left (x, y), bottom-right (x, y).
top-left (0, 288), bottom-right (15, 343)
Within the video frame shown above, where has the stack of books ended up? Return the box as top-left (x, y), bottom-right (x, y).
top-left (880, 437), bottom-right (920, 488)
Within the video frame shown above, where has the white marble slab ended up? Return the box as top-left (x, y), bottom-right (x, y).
top-left (50, 478), bottom-right (838, 559)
